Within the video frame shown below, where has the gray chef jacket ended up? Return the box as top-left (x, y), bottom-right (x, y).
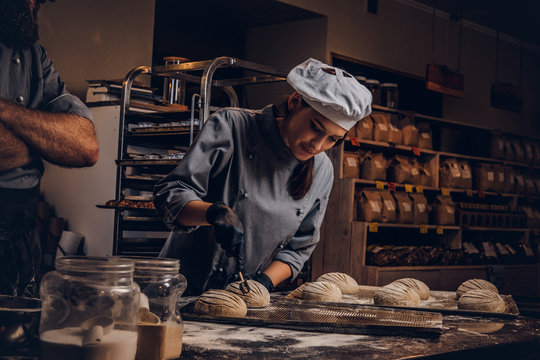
top-left (154, 105), bottom-right (334, 295)
top-left (0, 42), bottom-right (92, 189)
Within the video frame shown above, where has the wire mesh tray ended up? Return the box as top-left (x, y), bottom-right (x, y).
top-left (334, 288), bottom-right (520, 319)
top-left (180, 297), bottom-right (442, 338)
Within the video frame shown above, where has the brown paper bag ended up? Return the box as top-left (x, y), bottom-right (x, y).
top-left (457, 160), bottom-right (472, 189)
top-left (433, 195), bottom-right (456, 225)
top-left (372, 113), bottom-right (390, 142)
top-left (400, 116), bottom-right (419, 146)
top-left (360, 152), bottom-right (386, 180)
top-left (417, 123), bottom-right (433, 149)
top-left (387, 155), bottom-right (413, 184)
top-left (489, 131), bottom-right (505, 159)
top-left (380, 190), bottom-right (397, 223)
top-left (387, 115), bottom-right (402, 144)
top-left (342, 152), bottom-right (360, 178)
top-left (474, 163), bottom-right (495, 191)
top-left (420, 162), bottom-right (434, 187)
top-left (393, 192), bottom-right (414, 224)
top-left (358, 190), bottom-right (383, 222)
top-left (440, 158), bottom-right (461, 188)
top-left (355, 116), bottom-right (373, 140)
top-left (409, 193), bottom-right (429, 224)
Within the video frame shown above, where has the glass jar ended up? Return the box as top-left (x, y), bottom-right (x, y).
top-left (39, 256), bottom-right (140, 360)
top-left (122, 256), bottom-right (187, 360)
top-left (381, 83), bottom-right (399, 109)
top-left (365, 79), bottom-right (381, 105)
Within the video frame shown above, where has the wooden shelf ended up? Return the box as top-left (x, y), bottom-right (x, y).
top-left (463, 226), bottom-right (530, 232)
top-left (355, 221), bottom-right (460, 231)
top-left (345, 138), bottom-right (437, 155)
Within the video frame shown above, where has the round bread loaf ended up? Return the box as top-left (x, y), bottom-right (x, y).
top-left (316, 272), bottom-right (359, 294)
top-left (193, 289), bottom-right (247, 318)
top-left (456, 279), bottom-right (499, 300)
top-left (225, 280), bottom-right (270, 308)
top-left (302, 281), bottom-right (342, 302)
top-left (391, 278), bottom-right (430, 300)
top-left (373, 284), bottom-right (420, 307)
top-left (457, 289), bottom-right (506, 313)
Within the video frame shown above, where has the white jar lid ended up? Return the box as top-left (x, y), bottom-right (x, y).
top-left (366, 79), bottom-right (380, 85)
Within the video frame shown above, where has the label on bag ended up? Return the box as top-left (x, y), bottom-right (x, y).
top-left (488, 172), bottom-right (494, 181)
top-left (378, 123), bottom-right (387, 131)
top-left (417, 203), bottom-right (426, 213)
top-left (499, 141), bottom-right (504, 150)
top-left (451, 165), bottom-right (461, 178)
top-left (347, 157), bottom-right (357, 167)
top-left (461, 168), bottom-right (471, 179)
top-left (390, 123), bottom-right (399, 131)
top-left (403, 203), bottom-right (412, 212)
top-left (446, 206), bottom-right (455, 214)
top-left (505, 243), bottom-right (517, 255)
top-left (384, 200), bottom-right (395, 211)
top-left (463, 242), bottom-right (480, 254)
top-left (411, 168), bottom-right (419, 176)
top-left (421, 132), bottom-right (430, 139)
top-left (405, 184), bottom-right (413, 193)
top-left (499, 172), bottom-right (505, 182)
top-left (523, 244), bottom-right (534, 257)
top-left (374, 160), bottom-right (383, 169)
top-left (517, 175), bottom-right (524, 185)
top-left (370, 200), bottom-right (381, 212)
top-left (363, 121), bottom-right (370, 128)
top-left (368, 222), bottom-right (379, 232)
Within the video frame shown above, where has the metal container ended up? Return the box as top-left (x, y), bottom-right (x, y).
top-left (0, 295), bottom-right (41, 348)
top-left (365, 79), bottom-right (381, 105)
top-left (381, 83), bottom-right (399, 109)
top-left (162, 56), bottom-right (189, 105)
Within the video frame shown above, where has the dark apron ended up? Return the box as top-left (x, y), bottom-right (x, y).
top-left (0, 186), bottom-right (41, 297)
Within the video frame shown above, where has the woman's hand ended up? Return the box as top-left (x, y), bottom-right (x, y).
top-left (206, 202), bottom-right (245, 269)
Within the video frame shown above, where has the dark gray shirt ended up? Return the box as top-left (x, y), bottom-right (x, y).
top-left (0, 42), bottom-right (92, 189)
top-left (154, 105), bottom-right (334, 294)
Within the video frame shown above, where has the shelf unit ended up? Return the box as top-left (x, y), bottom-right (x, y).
top-left (100, 57), bottom-right (287, 255)
top-left (313, 105), bottom-right (540, 297)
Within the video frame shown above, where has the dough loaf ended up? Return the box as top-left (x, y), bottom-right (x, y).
top-left (225, 280), bottom-right (270, 308)
top-left (285, 282), bottom-right (310, 299)
top-left (193, 289), bottom-right (247, 318)
top-left (373, 284), bottom-right (420, 307)
top-left (456, 279), bottom-right (499, 299)
top-left (457, 289), bottom-right (506, 313)
top-left (316, 272), bottom-right (359, 295)
top-left (302, 281), bottom-right (342, 302)
top-left (391, 278), bottom-right (430, 300)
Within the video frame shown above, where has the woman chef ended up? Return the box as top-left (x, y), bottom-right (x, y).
top-left (154, 58), bottom-right (372, 295)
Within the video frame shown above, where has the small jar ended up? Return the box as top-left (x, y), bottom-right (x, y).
top-left (355, 75), bottom-right (367, 87)
top-left (40, 256), bottom-right (140, 360)
top-left (123, 256), bottom-right (187, 360)
top-left (381, 83), bottom-right (399, 109)
top-left (365, 79), bottom-right (381, 105)
top-left (163, 56), bottom-right (190, 105)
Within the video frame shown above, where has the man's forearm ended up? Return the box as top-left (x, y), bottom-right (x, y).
top-left (0, 122), bottom-right (33, 171)
top-left (0, 98), bottom-right (98, 167)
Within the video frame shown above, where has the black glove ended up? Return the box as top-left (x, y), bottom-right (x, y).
top-left (206, 202), bottom-right (245, 270)
top-left (251, 271), bottom-right (275, 292)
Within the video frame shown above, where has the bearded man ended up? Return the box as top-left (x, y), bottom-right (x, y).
top-left (0, 0), bottom-right (99, 296)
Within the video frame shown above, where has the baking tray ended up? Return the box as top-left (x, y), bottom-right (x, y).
top-left (287, 286), bottom-right (519, 319)
top-left (180, 297), bottom-right (442, 339)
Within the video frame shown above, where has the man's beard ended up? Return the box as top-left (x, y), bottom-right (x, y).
top-left (0, 0), bottom-right (41, 49)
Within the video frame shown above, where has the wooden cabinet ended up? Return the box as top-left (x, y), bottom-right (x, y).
top-left (312, 105), bottom-right (540, 297)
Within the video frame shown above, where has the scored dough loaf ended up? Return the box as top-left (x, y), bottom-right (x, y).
top-left (457, 289), bottom-right (506, 313)
top-left (316, 272), bottom-right (359, 295)
top-left (225, 280), bottom-right (270, 308)
top-left (391, 278), bottom-right (430, 300)
top-left (373, 284), bottom-right (420, 307)
top-left (456, 279), bottom-right (499, 300)
top-left (302, 281), bottom-right (342, 302)
top-left (193, 289), bottom-right (247, 318)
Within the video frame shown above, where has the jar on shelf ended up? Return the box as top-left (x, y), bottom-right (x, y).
top-left (122, 256), bottom-right (187, 360)
top-left (162, 56), bottom-right (190, 105)
top-left (39, 256), bottom-right (140, 360)
top-left (365, 79), bottom-right (381, 105)
top-left (355, 75), bottom-right (367, 87)
top-left (381, 83), bottom-right (399, 109)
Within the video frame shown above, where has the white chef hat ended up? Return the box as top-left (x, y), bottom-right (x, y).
top-left (287, 58), bottom-right (372, 131)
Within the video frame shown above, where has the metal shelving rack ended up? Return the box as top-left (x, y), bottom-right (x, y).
top-left (104, 57), bottom-right (287, 255)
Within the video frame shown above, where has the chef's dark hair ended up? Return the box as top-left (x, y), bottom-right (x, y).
top-left (276, 97), bottom-right (312, 199)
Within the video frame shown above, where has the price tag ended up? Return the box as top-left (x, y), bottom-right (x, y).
top-left (465, 189), bottom-right (474, 197)
top-left (404, 184), bottom-right (413, 193)
top-left (478, 190), bottom-right (485, 198)
top-left (436, 226), bottom-right (444, 235)
top-left (368, 222), bottom-right (379, 232)
top-left (375, 181), bottom-right (385, 190)
top-left (350, 136), bottom-right (360, 146)
top-left (412, 147), bottom-right (421, 156)
top-left (419, 225), bottom-right (429, 234)
top-left (415, 185), bottom-right (423, 193)
top-left (441, 187), bottom-right (450, 196)
top-left (388, 182), bottom-right (396, 192)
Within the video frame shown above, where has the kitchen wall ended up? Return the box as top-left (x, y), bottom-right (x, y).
top-left (38, 0), bottom-right (156, 99)
top-left (38, 0), bottom-right (156, 256)
top-left (279, 0), bottom-right (540, 138)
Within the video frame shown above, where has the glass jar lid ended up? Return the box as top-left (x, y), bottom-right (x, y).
top-left (365, 79), bottom-right (380, 85)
